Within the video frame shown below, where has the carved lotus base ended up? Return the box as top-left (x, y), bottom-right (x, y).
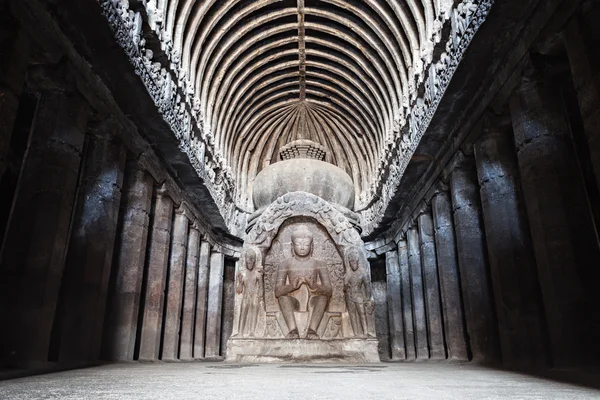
top-left (225, 338), bottom-right (380, 363)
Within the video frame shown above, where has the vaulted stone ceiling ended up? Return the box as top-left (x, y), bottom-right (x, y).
top-left (101, 0), bottom-right (493, 235)
top-left (151, 0), bottom-right (449, 208)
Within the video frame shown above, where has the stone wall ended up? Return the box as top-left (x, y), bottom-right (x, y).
top-left (367, 0), bottom-right (600, 369)
top-left (0, 0), bottom-right (241, 368)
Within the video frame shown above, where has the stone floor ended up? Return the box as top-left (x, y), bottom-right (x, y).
top-left (1, 362), bottom-right (599, 400)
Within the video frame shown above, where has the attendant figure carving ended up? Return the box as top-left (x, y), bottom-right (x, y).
top-left (236, 248), bottom-right (263, 337)
top-left (344, 247), bottom-right (374, 337)
top-left (274, 225), bottom-right (332, 339)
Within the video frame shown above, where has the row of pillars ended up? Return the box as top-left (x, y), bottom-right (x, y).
top-left (0, 13), bottom-right (230, 366)
top-left (385, 2), bottom-right (600, 368)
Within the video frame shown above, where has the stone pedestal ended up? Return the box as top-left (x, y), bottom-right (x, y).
top-left (474, 118), bottom-right (549, 368)
top-left (385, 249), bottom-right (405, 360)
top-left (430, 188), bottom-right (469, 361)
top-left (193, 240), bottom-right (211, 358)
top-left (205, 250), bottom-right (225, 359)
top-left (56, 129), bottom-right (127, 362)
top-left (0, 91), bottom-right (88, 365)
top-left (418, 211), bottom-right (445, 360)
top-left (161, 205), bottom-right (190, 360)
top-left (450, 156), bottom-right (500, 364)
top-left (180, 223), bottom-right (200, 360)
top-left (102, 161), bottom-right (153, 361)
top-left (510, 64), bottom-right (600, 367)
top-left (138, 185), bottom-right (174, 361)
top-left (397, 239), bottom-right (416, 360)
top-left (226, 338), bottom-right (380, 363)
top-left (407, 226), bottom-right (428, 360)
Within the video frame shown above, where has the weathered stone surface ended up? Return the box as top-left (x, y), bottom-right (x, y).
top-left (56, 130), bottom-right (127, 363)
top-left (138, 185), bottom-right (174, 361)
top-left (179, 224), bottom-right (200, 360)
top-left (510, 62), bottom-right (600, 367)
top-left (474, 117), bottom-right (549, 368)
top-left (0, 10), bottom-right (29, 180)
top-left (397, 239), bottom-right (416, 360)
top-left (407, 226), bottom-right (428, 360)
top-left (564, 1), bottom-right (600, 194)
top-left (253, 157), bottom-right (355, 211)
top-left (430, 189), bottom-right (469, 361)
top-left (161, 205), bottom-right (190, 360)
top-left (0, 91), bottom-right (88, 365)
top-left (193, 240), bottom-right (211, 359)
top-left (418, 211), bottom-right (445, 360)
top-left (450, 157), bottom-right (501, 364)
top-left (205, 250), bottom-right (225, 358)
top-left (385, 249), bottom-right (405, 360)
top-left (371, 276), bottom-right (390, 361)
top-left (102, 161), bottom-right (153, 361)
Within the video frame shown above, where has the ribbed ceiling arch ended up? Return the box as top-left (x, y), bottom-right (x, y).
top-left (142, 0), bottom-right (454, 210)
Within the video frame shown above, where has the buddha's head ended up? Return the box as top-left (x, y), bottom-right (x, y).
top-left (245, 248), bottom-right (256, 271)
top-left (290, 225), bottom-right (314, 258)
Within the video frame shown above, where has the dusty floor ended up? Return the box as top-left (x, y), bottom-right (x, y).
top-left (1, 362), bottom-right (599, 399)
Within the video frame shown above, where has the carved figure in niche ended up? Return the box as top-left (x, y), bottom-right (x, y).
top-left (344, 247), bottom-right (375, 338)
top-left (235, 248), bottom-right (264, 337)
top-left (274, 225), bottom-right (332, 339)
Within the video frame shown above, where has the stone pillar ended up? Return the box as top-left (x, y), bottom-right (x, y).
top-left (510, 61), bottom-right (600, 367)
top-left (407, 226), bottom-right (428, 359)
top-left (161, 204), bottom-right (190, 360)
top-left (193, 240), bottom-right (211, 358)
top-left (417, 210), bottom-right (445, 360)
top-left (101, 161), bottom-right (153, 361)
top-left (397, 239), bottom-right (416, 360)
top-left (563, 1), bottom-right (600, 193)
top-left (0, 10), bottom-right (30, 179)
top-left (179, 222), bottom-right (201, 360)
top-left (204, 249), bottom-right (225, 358)
top-left (430, 186), bottom-right (469, 361)
top-left (0, 91), bottom-right (88, 365)
top-left (55, 125), bottom-right (127, 362)
top-left (385, 249), bottom-right (405, 360)
top-left (474, 116), bottom-right (549, 368)
top-left (450, 154), bottom-right (501, 364)
top-left (138, 184), bottom-right (174, 361)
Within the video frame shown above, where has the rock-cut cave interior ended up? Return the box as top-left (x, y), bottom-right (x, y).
top-left (1, 0), bottom-right (600, 398)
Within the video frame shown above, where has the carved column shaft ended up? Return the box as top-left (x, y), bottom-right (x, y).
top-left (193, 240), bottom-right (211, 358)
top-left (563, 1), bottom-right (600, 193)
top-left (450, 158), bottom-right (501, 364)
top-left (0, 91), bottom-right (88, 364)
top-left (418, 210), bottom-right (445, 360)
top-left (474, 119), bottom-right (549, 368)
top-left (385, 249), bottom-right (405, 360)
top-left (138, 186), bottom-right (174, 361)
top-left (398, 239), bottom-right (416, 360)
top-left (431, 189), bottom-right (469, 361)
top-left (161, 206), bottom-right (190, 360)
top-left (101, 161), bottom-right (153, 361)
top-left (56, 129), bottom-right (127, 362)
top-left (510, 63), bottom-right (600, 367)
top-left (205, 250), bottom-right (225, 358)
top-left (0, 10), bottom-right (30, 179)
top-left (180, 224), bottom-right (201, 360)
top-left (407, 226), bottom-right (428, 360)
